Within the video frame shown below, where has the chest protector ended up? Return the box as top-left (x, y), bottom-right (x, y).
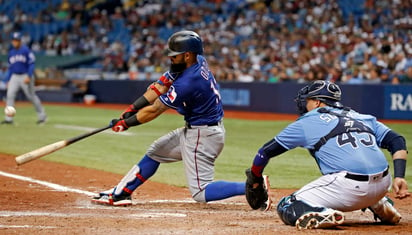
top-left (311, 108), bottom-right (374, 153)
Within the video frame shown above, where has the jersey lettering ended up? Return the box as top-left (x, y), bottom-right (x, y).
top-left (319, 113), bottom-right (337, 123)
top-left (10, 55), bottom-right (27, 64)
top-left (200, 65), bottom-right (209, 80)
top-left (210, 79), bottom-right (221, 102)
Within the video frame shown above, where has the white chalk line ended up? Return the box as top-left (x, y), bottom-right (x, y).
top-left (0, 225), bottom-right (57, 229)
top-left (54, 124), bottom-right (134, 136)
top-left (0, 170), bottom-right (244, 205)
top-left (0, 170), bottom-right (95, 197)
top-left (0, 211), bottom-right (187, 219)
top-left (0, 169), bottom-right (246, 227)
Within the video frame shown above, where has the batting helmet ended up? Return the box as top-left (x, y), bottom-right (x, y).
top-left (165, 30), bottom-right (204, 56)
top-left (295, 80), bottom-right (343, 115)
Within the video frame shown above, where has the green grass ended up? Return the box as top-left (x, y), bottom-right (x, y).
top-left (1, 104), bottom-right (411, 190)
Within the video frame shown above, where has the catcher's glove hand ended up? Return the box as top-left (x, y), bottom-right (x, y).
top-left (245, 168), bottom-right (271, 211)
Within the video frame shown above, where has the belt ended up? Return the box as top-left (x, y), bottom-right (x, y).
top-left (345, 168), bottom-right (389, 182)
top-left (185, 122), bottom-right (219, 129)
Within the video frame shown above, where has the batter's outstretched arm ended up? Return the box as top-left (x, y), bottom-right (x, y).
top-left (111, 99), bottom-right (169, 132)
top-left (136, 99), bottom-right (169, 124)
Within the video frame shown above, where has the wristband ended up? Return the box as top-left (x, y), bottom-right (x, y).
top-left (132, 96), bottom-right (150, 110)
top-left (393, 159), bottom-right (406, 178)
top-left (125, 115), bottom-right (141, 127)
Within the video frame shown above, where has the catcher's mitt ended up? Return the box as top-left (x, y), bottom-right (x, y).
top-left (245, 168), bottom-right (272, 211)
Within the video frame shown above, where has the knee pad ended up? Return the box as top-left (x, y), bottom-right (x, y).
top-left (276, 195), bottom-right (324, 225)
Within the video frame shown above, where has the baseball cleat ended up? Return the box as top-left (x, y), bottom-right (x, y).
top-left (96, 188), bottom-right (115, 197)
top-left (295, 208), bottom-right (345, 230)
top-left (91, 193), bottom-right (132, 206)
top-left (369, 196), bottom-right (401, 224)
top-left (1, 120), bottom-right (14, 125)
top-left (36, 117), bottom-right (47, 125)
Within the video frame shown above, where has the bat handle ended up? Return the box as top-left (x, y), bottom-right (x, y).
top-left (66, 125), bottom-right (111, 145)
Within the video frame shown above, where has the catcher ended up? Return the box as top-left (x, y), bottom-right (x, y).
top-left (245, 80), bottom-right (409, 230)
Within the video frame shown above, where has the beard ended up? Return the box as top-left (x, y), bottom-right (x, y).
top-left (170, 62), bottom-right (187, 73)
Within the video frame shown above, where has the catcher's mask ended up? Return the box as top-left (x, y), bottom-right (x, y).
top-left (165, 30), bottom-right (204, 56)
top-left (295, 80), bottom-right (343, 115)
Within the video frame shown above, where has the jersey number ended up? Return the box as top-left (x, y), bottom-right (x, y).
top-left (211, 80), bottom-right (221, 101)
top-left (337, 132), bottom-right (374, 149)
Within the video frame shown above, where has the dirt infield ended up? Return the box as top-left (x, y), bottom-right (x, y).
top-left (0, 103), bottom-right (411, 234)
top-left (1, 154), bottom-right (411, 235)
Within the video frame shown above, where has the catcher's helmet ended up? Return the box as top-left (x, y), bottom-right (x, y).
top-left (295, 80), bottom-right (343, 115)
top-left (165, 30), bottom-right (203, 56)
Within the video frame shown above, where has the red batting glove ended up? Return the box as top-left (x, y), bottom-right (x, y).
top-left (110, 119), bottom-right (129, 132)
top-left (120, 104), bottom-right (138, 119)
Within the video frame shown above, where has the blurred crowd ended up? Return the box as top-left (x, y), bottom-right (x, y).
top-left (1, 0), bottom-right (412, 84)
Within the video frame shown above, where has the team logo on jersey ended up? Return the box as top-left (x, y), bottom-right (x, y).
top-left (167, 86), bottom-right (177, 103)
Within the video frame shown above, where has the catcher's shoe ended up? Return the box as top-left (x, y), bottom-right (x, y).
top-left (369, 196), bottom-right (401, 224)
top-left (296, 208), bottom-right (345, 230)
top-left (245, 168), bottom-right (272, 211)
top-left (91, 192), bottom-right (132, 206)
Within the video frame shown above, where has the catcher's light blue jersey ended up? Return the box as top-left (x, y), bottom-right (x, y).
top-left (275, 107), bottom-right (389, 175)
top-left (7, 45), bottom-right (35, 81)
top-left (160, 55), bottom-right (223, 125)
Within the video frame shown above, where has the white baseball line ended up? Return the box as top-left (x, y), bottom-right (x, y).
top-left (0, 170), bottom-right (95, 196)
top-left (0, 170), bottom-right (244, 205)
top-left (0, 169), bottom-right (189, 228)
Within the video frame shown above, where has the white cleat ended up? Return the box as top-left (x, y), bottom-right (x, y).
top-left (295, 208), bottom-right (345, 230)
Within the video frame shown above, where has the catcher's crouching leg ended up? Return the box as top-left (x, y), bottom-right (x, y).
top-left (245, 168), bottom-right (272, 211)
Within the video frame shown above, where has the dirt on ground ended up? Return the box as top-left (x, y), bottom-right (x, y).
top-left (0, 103), bottom-right (411, 235)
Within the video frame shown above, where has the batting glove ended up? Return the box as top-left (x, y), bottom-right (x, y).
top-left (110, 119), bottom-right (129, 132)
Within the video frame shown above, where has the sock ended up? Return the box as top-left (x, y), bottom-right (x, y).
top-left (204, 181), bottom-right (245, 202)
top-left (124, 155), bottom-right (160, 192)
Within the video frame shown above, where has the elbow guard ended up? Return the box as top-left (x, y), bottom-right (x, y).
top-left (381, 130), bottom-right (407, 155)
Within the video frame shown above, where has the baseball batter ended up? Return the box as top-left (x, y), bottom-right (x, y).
top-left (245, 80), bottom-right (409, 230)
top-left (92, 30), bottom-right (245, 206)
top-left (2, 32), bottom-right (47, 125)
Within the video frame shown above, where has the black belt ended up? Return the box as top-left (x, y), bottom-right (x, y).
top-left (185, 122), bottom-right (219, 129)
top-left (345, 168), bottom-right (389, 181)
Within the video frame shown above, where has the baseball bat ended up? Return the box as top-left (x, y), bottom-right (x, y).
top-left (15, 125), bottom-right (111, 165)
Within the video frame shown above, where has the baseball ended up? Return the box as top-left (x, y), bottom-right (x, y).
top-left (4, 106), bottom-right (16, 117)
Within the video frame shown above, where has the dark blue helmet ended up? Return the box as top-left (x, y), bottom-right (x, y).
top-left (165, 30), bottom-right (203, 56)
top-left (295, 80), bottom-right (343, 115)
top-left (11, 32), bottom-right (22, 40)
